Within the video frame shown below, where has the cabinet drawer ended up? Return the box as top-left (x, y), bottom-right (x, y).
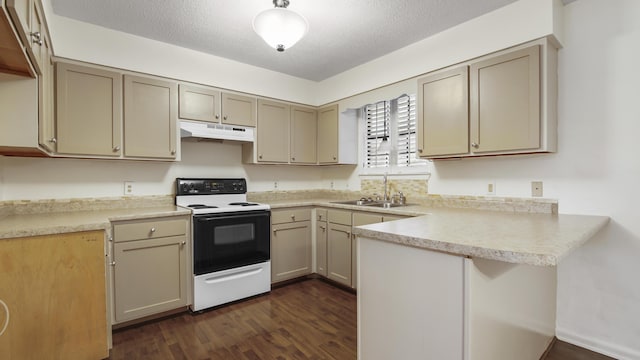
top-left (353, 212), bottom-right (383, 226)
top-left (328, 209), bottom-right (352, 226)
top-left (113, 218), bottom-right (187, 242)
top-left (316, 208), bottom-right (328, 222)
top-left (271, 208), bottom-right (312, 224)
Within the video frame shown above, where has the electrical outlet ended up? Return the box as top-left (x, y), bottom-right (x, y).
top-left (274, 181), bottom-right (278, 189)
top-left (487, 182), bottom-right (496, 195)
top-left (124, 181), bottom-right (135, 196)
top-left (531, 181), bottom-right (543, 197)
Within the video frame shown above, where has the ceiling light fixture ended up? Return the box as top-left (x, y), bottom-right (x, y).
top-left (252, 0), bottom-right (308, 52)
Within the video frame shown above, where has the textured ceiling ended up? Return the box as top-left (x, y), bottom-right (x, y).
top-left (50, 0), bottom-right (566, 81)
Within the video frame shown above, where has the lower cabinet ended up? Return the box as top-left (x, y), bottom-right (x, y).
top-left (327, 209), bottom-right (353, 287)
top-left (271, 208), bottom-right (312, 283)
top-left (0, 231), bottom-right (108, 359)
top-left (111, 216), bottom-right (189, 324)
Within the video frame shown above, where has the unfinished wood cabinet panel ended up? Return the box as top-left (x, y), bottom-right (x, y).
top-left (417, 66), bottom-right (469, 157)
top-left (256, 99), bottom-right (290, 163)
top-left (56, 62), bottom-right (123, 156)
top-left (470, 45), bottom-right (540, 153)
top-left (124, 74), bottom-right (178, 159)
top-left (290, 105), bottom-right (317, 164)
top-left (0, 231), bottom-right (108, 359)
top-left (178, 83), bottom-right (220, 123)
top-left (221, 92), bottom-right (257, 127)
top-left (112, 217), bottom-right (189, 323)
top-left (271, 214), bottom-right (312, 283)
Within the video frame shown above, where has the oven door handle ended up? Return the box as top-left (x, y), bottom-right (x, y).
top-left (203, 267), bottom-right (264, 284)
top-left (195, 212), bottom-right (269, 222)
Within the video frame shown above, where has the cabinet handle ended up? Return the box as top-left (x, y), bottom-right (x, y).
top-left (259, 155), bottom-right (263, 159)
top-left (215, 114), bottom-right (220, 120)
top-left (291, 157), bottom-right (295, 161)
top-left (347, 232), bottom-right (351, 238)
top-left (223, 115), bottom-right (228, 121)
top-left (418, 148), bottom-right (423, 153)
top-left (113, 145), bottom-right (120, 152)
top-left (471, 142), bottom-right (479, 149)
top-left (110, 261), bottom-right (116, 266)
top-left (320, 225), bottom-right (326, 231)
top-left (180, 241), bottom-right (186, 246)
top-left (150, 227), bottom-right (156, 233)
top-left (171, 150), bottom-right (176, 155)
top-left (30, 32), bottom-right (41, 40)
top-left (33, 38), bottom-right (43, 46)
top-left (49, 137), bottom-right (57, 144)
top-left (291, 215), bottom-right (295, 220)
top-left (333, 156), bottom-right (337, 160)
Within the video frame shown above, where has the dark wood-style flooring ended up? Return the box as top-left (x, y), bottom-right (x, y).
top-left (109, 278), bottom-right (613, 360)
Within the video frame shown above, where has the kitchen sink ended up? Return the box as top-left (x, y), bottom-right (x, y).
top-left (330, 200), bottom-right (407, 208)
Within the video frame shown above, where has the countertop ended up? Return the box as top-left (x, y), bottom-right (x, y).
top-left (262, 198), bottom-right (610, 266)
top-left (0, 205), bottom-right (190, 240)
top-left (0, 194), bottom-right (609, 266)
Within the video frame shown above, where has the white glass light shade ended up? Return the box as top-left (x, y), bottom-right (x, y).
top-left (253, 7), bottom-right (308, 52)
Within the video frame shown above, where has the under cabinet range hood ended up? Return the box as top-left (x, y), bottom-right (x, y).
top-left (180, 121), bottom-right (255, 143)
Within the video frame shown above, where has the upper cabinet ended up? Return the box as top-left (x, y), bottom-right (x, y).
top-left (221, 92), bottom-right (257, 127)
top-left (124, 75), bottom-right (178, 159)
top-left (55, 62), bottom-right (122, 156)
top-left (178, 83), bottom-right (257, 127)
top-left (0, 0), bottom-right (36, 76)
top-left (417, 38), bottom-right (557, 159)
top-left (290, 105), bottom-right (317, 164)
top-left (317, 104), bottom-right (357, 165)
top-left (254, 99), bottom-right (290, 163)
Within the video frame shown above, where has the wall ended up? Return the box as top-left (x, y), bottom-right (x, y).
top-left (1, 0), bottom-right (637, 357)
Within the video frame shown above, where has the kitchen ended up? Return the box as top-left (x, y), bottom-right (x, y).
top-left (1, 0), bottom-right (639, 359)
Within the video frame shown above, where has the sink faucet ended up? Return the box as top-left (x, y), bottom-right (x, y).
top-left (383, 173), bottom-right (389, 202)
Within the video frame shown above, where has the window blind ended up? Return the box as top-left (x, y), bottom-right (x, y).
top-left (365, 101), bottom-right (390, 168)
top-left (396, 94), bottom-right (427, 167)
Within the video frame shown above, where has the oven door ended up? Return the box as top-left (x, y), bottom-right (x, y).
top-left (193, 210), bottom-right (270, 275)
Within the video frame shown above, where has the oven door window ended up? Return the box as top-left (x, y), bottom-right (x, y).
top-left (193, 211), bottom-right (270, 275)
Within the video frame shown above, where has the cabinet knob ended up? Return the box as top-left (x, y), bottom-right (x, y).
top-left (49, 137), bottom-right (57, 144)
top-left (259, 155), bottom-right (263, 159)
top-left (320, 225), bottom-right (326, 231)
top-left (33, 38), bottom-right (43, 46)
top-left (291, 215), bottom-right (295, 220)
top-left (418, 148), bottom-right (423, 153)
top-left (347, 232), bottom-right (351, 238)
top-left (181, 241), bottom-right (186, 246)
top-left (223, 116), bottom-right (228, 120)
top-left (291, 157), bottom-right (295, 161)
top-left (171, 150), bottom-right (176, 155)
top-left (110, 261), bottom-right (116, 266)
top-left (150, 227), bottom-right (156, 233)
top-left (215, 114), bottom-right (220, 120)
top-left (333, 156), bottom-right (337, 160)
top-left (30, 32), bottom-right (41, 40)
top-left (113, 145), bottom-right (120, 152)
top-left (471, 142), bottom-right (479, 149)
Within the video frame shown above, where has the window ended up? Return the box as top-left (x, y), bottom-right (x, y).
top-left (363, 94), bottom-right (427, 171)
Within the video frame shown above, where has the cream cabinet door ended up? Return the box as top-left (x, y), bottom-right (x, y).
top-left (56, 62), bottom-right (122, 156)
top-left (178, 84), bottom-right (220, 122)
top-left (290, 105), bottom-right (317, 164)
top-left (6, 0), bottom-right (32, 45)
top-left (317, 104), bottom-right (338, 163)
top-left (417, 66), bottom-right (469, 157)
top-left (470, 45), bottom-right (540, 153)
top-left (221, 92), bottom-right (257, 127)
top-left (316, 220), bottom-right (328, 277)
top-left (124, 75), bottom-right (178, 159)
top-left (113, 235), bottom-right (188, 323)
top-left (271, 221), bottom-right (312, 283)
top-left (327, 222), bottom-right (352, 286)
top-left (37, 35), bottom-right (54, 153)
top-left (256, 99), bottom-right (290, 163)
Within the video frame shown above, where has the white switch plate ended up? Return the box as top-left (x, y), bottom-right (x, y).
top-left (124, 181), bottom-right (135, 196)
top-left (531, 181), bottom-right (543, 197)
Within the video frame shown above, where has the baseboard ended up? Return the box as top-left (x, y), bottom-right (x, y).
top-left (556, 327), bottom-right (640, 360)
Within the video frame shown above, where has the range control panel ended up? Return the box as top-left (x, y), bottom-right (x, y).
top-left (176, 178), bottom-right (247, 195)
